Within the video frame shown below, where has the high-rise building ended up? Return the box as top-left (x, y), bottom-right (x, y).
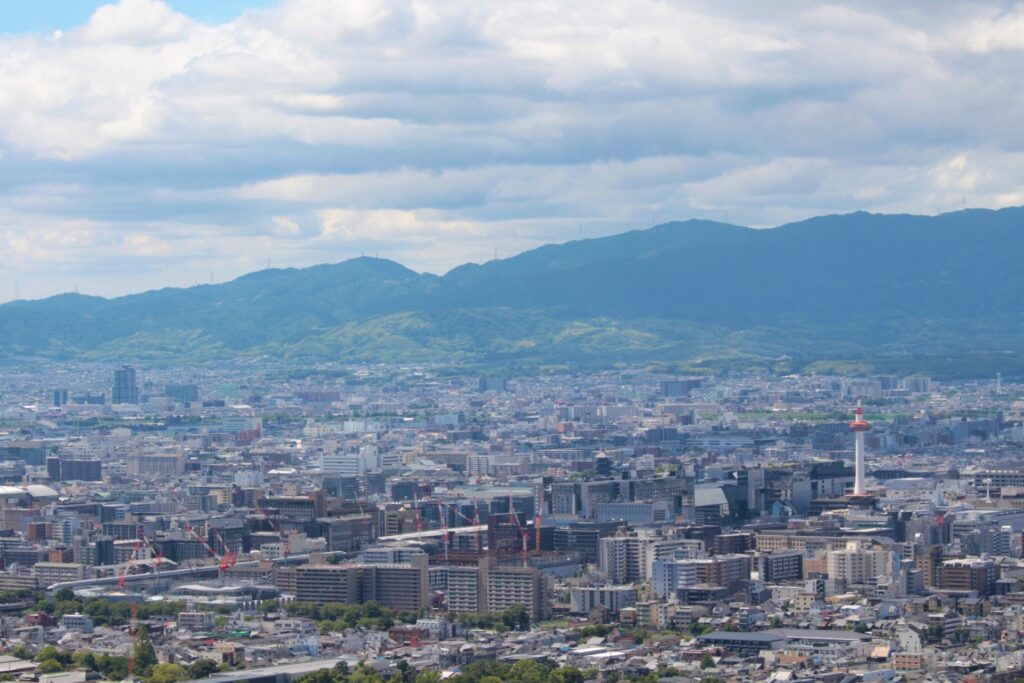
top-left (569, 586), bottom-right (637, 617)
top-left (165, 384), bottom-right (199, 403)
top-left (940, 558), bottom-right (996, 597)
top-left (94, 537), bottom-right (115, 566)
top-left (321, 452), bottom-right (365, 476)
top-left (47, 456), bottom-right (102, 482)
top-left (112, 366), bottom-right (140, 405)
top-left (599, 533), bottom-right (704, 584)
top-left (660, 378), bottom-right (703, 397)
top-left (433, 558), bottom-right (546, 621)
top-left (478, 376), bottom-right (509, 392)
top-left (826, 542), bottom-right (894, 585)
top-left (294, 555), bottom-right (429, 610)
top-left (445, 565), bottom-right (484, 614)
top-left (126, 452), bottom-right (185, 477)
top-left (52, 389), bottom-right (69, 407)
top-left (318, 514), bottom-right (378, 552)
top-left (481, 559), bottom-right (547, 620)
top-left (758, 550), bottom-right (804, 582)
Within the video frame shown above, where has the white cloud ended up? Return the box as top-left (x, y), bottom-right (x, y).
top-left (317, 208), bottom-right (482, 242)
top-left (80, 0), bottom-right (192, 43)
top-left (270, 215), bottom-right (301, 235)
top-left (1, 0), bottom-right (1023, 300)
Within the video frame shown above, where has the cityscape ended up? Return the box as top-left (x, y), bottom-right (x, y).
top-left (0, 362), bottom-right (1020, 682)
top-left (4, 1), bottom-right (1024, 682)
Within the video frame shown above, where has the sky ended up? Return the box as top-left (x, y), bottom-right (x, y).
top-left (2, 0), bottom-right (1024, 302)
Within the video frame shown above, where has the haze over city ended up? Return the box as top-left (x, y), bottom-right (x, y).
top-left (5, 3), bottom-right (1024, 683)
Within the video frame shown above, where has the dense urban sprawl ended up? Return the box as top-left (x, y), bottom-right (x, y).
top-left (0, 364), bottom-right (1020, 683)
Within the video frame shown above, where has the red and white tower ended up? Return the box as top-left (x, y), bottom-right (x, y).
top-left (849, 401), bottom-right (871, 496)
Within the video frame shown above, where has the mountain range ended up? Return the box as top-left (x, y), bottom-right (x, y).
top-left (4, 207), bottom-right (1024, 376)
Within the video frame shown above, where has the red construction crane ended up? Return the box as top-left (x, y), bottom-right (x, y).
top-left (117, 539), bottom-right (144, 589)
top-left (182, 521), bottom-right (236, 573)
top-left (210, 527), bottom-right (239, 571)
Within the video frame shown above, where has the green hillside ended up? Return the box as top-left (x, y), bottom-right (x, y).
top-left (3, 207), bottom-right (1024, 376)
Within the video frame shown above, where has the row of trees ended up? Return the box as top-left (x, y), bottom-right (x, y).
top-left (282, 600), bottom-right (419, 632)
top-left (280, 599), bottom-right (529, 634)
top-left (27, 589), bottom-right (194, 628)
top-left (453, 604), bottom-right (530, 632)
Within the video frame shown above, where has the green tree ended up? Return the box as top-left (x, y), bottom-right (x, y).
top-left (54, 600), bottom-right (82, 619)
top-left (497, 604), bottom-right (530, 632)
top-left (349, 662), bottom-right (383, 683)
top-left (188, 659), bottom-right (221, 679)
top-left (700, 654), bottom-right (715, 670)
top-left (72, 650), bottom-right (97, 670)
top-left (96, 654), bottom-right (129, 680)
top-left (395, 660), bottom-right (414, 683)
top-left (147, 663), bottom-right (188, 683)
top-left (507, 660), bottom-right (549, 683)
top-left (578, 625), bottom-right (610, 639)
top-left (133, 626), bottom-right (157, 675)
top-left (55, 589), bottom-right (75, 602)
top-left (36, 660), bottom-right (63, 674)
top-left (36, 646), bottom-right (71, 667)
top-left (296, 670), bottom-right (338, 683)
top-left (550, 667), bottom-right (584, 683)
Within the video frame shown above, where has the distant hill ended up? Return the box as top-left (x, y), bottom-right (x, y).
top-left (4, 207), bottom-right (1024, 376)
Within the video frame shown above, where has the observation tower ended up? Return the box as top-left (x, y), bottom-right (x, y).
top-left (849, 401), bottom-right (871, 496)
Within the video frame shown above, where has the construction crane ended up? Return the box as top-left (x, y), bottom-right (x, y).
top-left (210, 527), bottom-right (240, 571)
top-left (117, 539), bottom-right (144, 589)
top-left (139, 535), bottom-right (165, 591)
top-left (181, 521), bottom-right (236, 574)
